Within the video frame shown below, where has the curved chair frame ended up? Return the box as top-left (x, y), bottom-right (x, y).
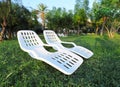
top-left (17, 30), bottom-right (83, 75)
top-left (43, 30), bottom-right (93, 59)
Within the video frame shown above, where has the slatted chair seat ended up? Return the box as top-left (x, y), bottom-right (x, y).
top-left (43, 30), bottom-right (93, 59)
top-left (17, 30), bottom-right (83, 75)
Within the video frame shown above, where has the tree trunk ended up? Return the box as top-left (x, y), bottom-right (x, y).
top-left (0, 18), bottom-right (7, 41)
top-left (105, 25), bottom-right (114, 38)
top-left (95, 25), bottom-right (99, 35)
top-left (41, 11), bottom-right (45, 30)
top-left (8, 28), bottom-right (12, 39)
top-left (100, 21), bottom-right (105, 36)
top-left (100, 17), bottom-right (107, 36)
top-left (116, 26), bottom-right (120, 32)
top-left (77, 24), bottom-right (80, 35)
top-left (0, 25), bottom-right (6, 41)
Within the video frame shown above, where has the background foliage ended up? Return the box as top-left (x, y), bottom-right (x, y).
top-left (0, 0), bottom-right (120, 40)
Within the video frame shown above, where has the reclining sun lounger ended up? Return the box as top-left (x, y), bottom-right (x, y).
top-left (17, 30), bottom-right (83, 75)
top-left (43, 30), bottom-right (93, 59)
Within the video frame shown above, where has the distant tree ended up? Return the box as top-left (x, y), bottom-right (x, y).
top-left (63, 10), bottom-right (74, 29)
top-left (92, 1), bottom-right (103, 34)
top-left (46, 7), bottom-right (60, 31)
top-left (31, 10), bottom-right (39, 25)
top-left (0, 0), bottom-right (10, 41)
top-left (29, 9), bottom-right (42, 33)
top-left (46, 7), bottom-right (73, 33)
top-left (37, 3), bottom-right (47, 30)
top-left (5, 3), bottom-right (35, 38)
top-left (74, 0), bottom-right (89, 34)
top-left (0, 1), bottom-right (42, 40)
top-left (92, 0), bottom-right (120, 38)
top-left (74, 9), bottom-right (87, 34)
top-left (75, 0), bottom-right (89, 13)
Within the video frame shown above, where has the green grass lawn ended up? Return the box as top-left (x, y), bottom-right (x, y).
top-left (0, 34), bottom-right (120, 87)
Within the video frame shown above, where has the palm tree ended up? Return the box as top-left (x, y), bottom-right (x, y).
top-left (0, 0), bottom-right (11, 41)
top-left (37, 3), bottom-right (47, 30)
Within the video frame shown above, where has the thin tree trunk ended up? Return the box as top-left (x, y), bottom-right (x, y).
top-left (100, 21), bottom-right (105, 36)
top-left (105, 25), bottom-right (111, 37)
top-left (0, 24), bottom-right (6, 41)
top-left (100, 17), bottom-right (107, 36)
top-left (116, 26), bottom-right (120, 32)
top-left (95, 25), bottom-right (99, 35)
top-left (0, 17), bottom-right (7, 41)
top-left (105, 25), bottom-right (114, 38)
top-left (77, 24), bottom-right (80, 35)
top-left (8, 30), bottom-right (12, 39)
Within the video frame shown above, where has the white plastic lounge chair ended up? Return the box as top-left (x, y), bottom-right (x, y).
top-left (43, 30), bottom-right (93, 59)
top-left (17, 30), bottom-right (83, 75)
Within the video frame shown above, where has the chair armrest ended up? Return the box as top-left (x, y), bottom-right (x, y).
top-left (61, 41), bottom-right (76, 47)
top-left (43, 44), bottom-right (60, 51)
top-left (43, 44), bottom-right (53, 47)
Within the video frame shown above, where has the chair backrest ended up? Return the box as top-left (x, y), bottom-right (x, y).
top-left (44, 30), bottom-right (61, 44)
top-left (17, 30), bottom-right (44, 50)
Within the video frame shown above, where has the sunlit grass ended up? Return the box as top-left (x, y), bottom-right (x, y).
top-left (0, 34), bottom-right (120, 87)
